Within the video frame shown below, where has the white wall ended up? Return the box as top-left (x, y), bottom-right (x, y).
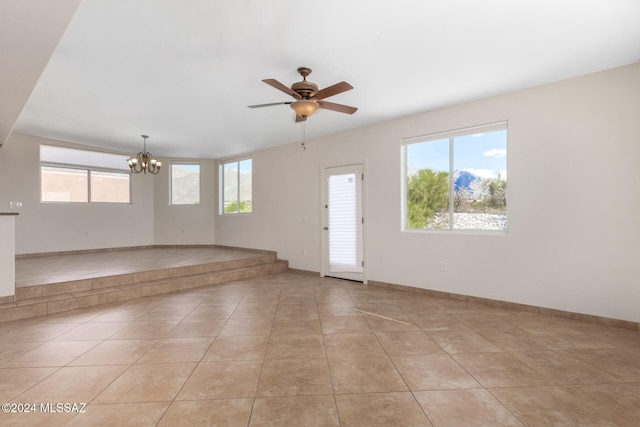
top-left (216, 64), bottom-right (640, 323)
top-left (0, 133), bottom-right (155, 254)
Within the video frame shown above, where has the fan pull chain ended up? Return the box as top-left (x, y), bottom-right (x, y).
top-left (301, 120), bottom-right (306, 151)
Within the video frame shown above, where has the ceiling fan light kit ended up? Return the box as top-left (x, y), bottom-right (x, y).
top-left (291, 99), bottom-right (318, 118)
top-left (249, 67), bottom-right (357, 122)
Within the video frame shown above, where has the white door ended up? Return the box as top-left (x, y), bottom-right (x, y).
top-left (322, 164), bottom-right (364, 282)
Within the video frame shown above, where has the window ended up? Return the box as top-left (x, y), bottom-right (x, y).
top-left (171, 163), bottom-right (200, 205)
top-left (220, 158), bottom-right (252, 213)
top-left (40, 145), bottom-right (130, 203)
top-left (403, 122), bottom-right (507, 231)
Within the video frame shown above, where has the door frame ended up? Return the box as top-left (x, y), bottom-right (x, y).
top-left (320, 162), bottom-right (367, 284)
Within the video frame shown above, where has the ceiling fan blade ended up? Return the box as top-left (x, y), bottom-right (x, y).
top-left (295, 115), bottom-right (307, 123)
top-left (247, 102), bottom-right (292, 109)
top-left (317, 100), bottom-right (358, 114)
top-left (262, 79), bottom-right (302, 99)
top-left (312, 81), bottom-right (353, 100)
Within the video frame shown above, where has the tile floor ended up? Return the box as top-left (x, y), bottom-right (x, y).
top-left (14, 247), bottom-right (265, 287)
top-left (1, 271), bottom-right (639, 426)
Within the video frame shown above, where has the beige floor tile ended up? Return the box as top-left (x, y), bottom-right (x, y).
top-left (52, 322), bottom-right (130, 341)
top-left (1, 322), bottom-right (82, 342)
top-left (250, 395), bottom-right (339, 427)
top-left (16, 365), bottom-right (128, 403)
top-left (490, 385), bottom-right (608, 426)
top-left (392, 354), bottom-right (481, 390)
top-left (336, 392), bottom-right (432, 427)
top-left (109, 320), bottom-right (180, 339)
top-left (0, 409), bottom-right (77, 426)
top-left (317, 303), bottom-right (360, 317)
top-left (320, 315), bottom-right (371, 334)
top-left (427, 328), bottom-right (503, 354)
top-left (163, 318), bottom-right (227, 338)
top-left (69, 339), bottom-right (157, 366)
top-left (257, 358), bottom-right (333, 397)
top-left (473, 327), bottom-right (560, 351)
top-left (408, 311), bottom-right (467, 331)
top-left (0, 367), bottom-right (57, 401)
top-left (414, 389), bottom-right (523, 426)
top-left (139, 304), bottom-right (197, 320)
top-left (563, 382), bottom-right (640, 425)
top-left (271, 316), bottom-right (322, 335)
top-left (328, 356), bottom-right (407, 394)
top-left (511, 350), bottom-right (618, 384)
top-left (135, 337), bottom-right (213, 364)
top-left (95, 363), bottom-right (196, 403)
top-left (265, 333), bottom-right (326, 359)
top-left (364, 314), bottom-right (422, 333)
top-left (184, 304), bottom-right (237, 320)
top-left (375, 331), bottom-right (445, 356)
top-left (324, 332), bottom-right (386, 358)
top-left (0, 341), bottom-right (42, 365)
top-left (568, 347), bottom-right (640, 380)
top-left (274, 303), bottom-right (319, 320)
top-left (177, 360), bottom-right (262, 400)
top-left (453, 352), bottom-right (551, 388)
top-left (523, 326), bottom-right (611, 350)
top-left (67, 402), bottom-right (170, 426)
top-left (158, 399), bottom-right (253, 427)
top-left (218, 317), bottom-right (273, 336)
top-left (2, 340), bottom-right (100, 368)
top-left (203, 335), bottom-right (269, 361)
top-left (89, 308), bottom-right (146, 322)
top-left (231, 302), bottom-right (278, 318)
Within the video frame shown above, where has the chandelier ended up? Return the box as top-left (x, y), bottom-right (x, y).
top-left (127, 134), bottom-right (161, 174)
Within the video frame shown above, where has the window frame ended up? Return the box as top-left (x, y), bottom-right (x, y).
top-left (219, 157), bottom-right (252, 214)
top-left (401, 121), bottom-right (508, 234)
top-left (170, 161), bottom-right (201, 206)
top-left (40, 145), bottom-right (131, 204)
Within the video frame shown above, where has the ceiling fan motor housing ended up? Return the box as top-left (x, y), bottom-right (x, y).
top-left (291, 80), bottom-right (318, 98)
top-left (291, 67), bottom-right (317, 98)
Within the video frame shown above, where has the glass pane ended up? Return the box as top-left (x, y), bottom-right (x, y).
top-left (171, 164), bottom-right (200, 205)
top-left (41, 166), bottom-right (88, 202)
top-left (328, 172), bottom-right (363, 273)
top-left (406, 138), bottom-right (450, 229)
top-left (90, 171), bottom-right (130, 203)
top-left (453, 129), bottom-right (507, 230)
top-left (223, 162), bottom-right (238, 213)
top-left (239, 159), bottom-right (252, 213)
top-left (40, 145), bottom-right (129, 171)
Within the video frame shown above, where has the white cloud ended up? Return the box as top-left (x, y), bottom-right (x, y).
top-left (483, 148), bottom-right (507, 157)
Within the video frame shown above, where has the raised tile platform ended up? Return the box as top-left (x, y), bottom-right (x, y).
top-left (0, 246), bottom-right (288, 322)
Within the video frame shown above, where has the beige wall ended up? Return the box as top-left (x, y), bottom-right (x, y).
top-left (215, 64), bottom-right (640, 323)
top-left (0, 133), bottom-right (155, 254)
top-left (153, 159), bottom-right (216, 245)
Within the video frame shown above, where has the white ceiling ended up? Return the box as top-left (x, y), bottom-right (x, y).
top-left (12, 0), bottom-right (640, 160)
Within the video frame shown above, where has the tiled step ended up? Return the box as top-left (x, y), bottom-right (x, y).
top-left (0, 255), bottom-right (288, 323)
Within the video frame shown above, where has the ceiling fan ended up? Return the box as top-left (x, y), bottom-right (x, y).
top-left (248, 67), bottom-right (357, 122)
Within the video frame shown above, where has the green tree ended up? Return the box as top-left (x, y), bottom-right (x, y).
top-left (481, 174), bottom-right (507, 210)
top-left (407, 169), bottom-right (449, 228)
top-left (224, 200), bottom-right (252, 213)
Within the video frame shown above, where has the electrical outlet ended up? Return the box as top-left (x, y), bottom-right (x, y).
top-left (440, 261), bottom-right (448, 272)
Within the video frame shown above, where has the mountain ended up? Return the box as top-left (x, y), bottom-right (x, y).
top-left (453, 170), bottom-right (483, 198)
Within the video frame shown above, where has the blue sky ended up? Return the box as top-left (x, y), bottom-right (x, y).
top-left (406, 129), bottom-right (507, 179)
